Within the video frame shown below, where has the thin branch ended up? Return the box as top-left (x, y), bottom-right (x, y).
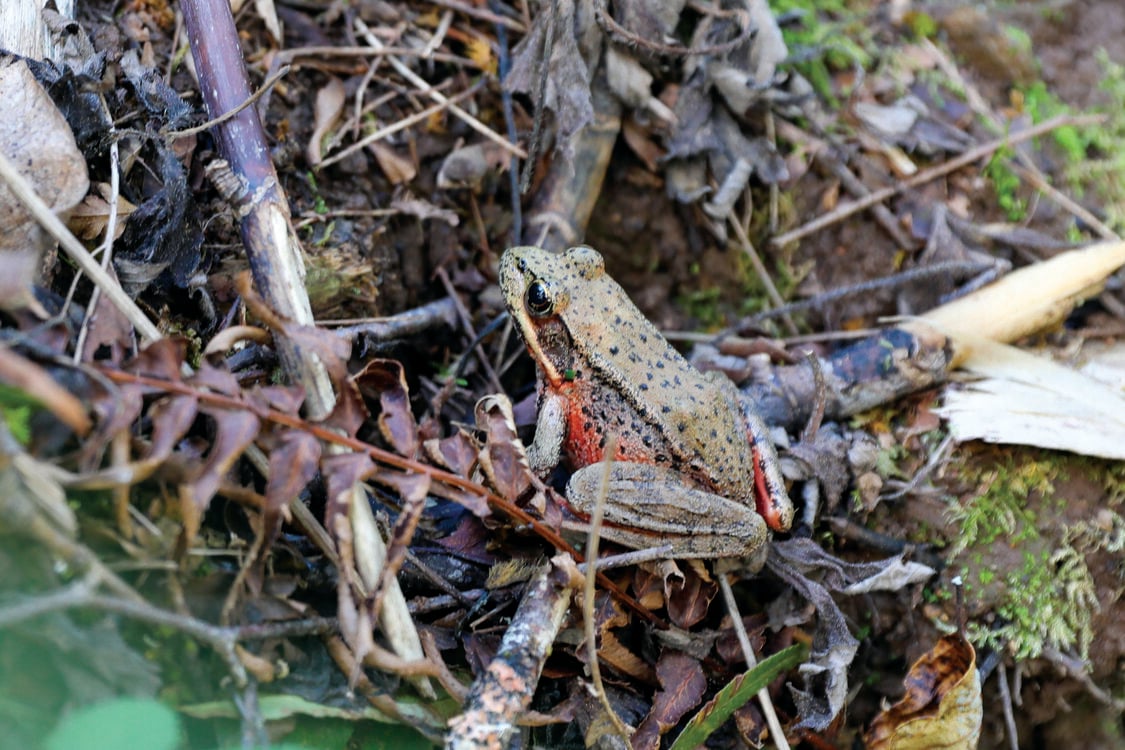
top-left (583, 440), bottom-right (634, 742)
top-left (718, 574), bottom-right (790, 750)
top-left (165, 65), bottom-right (291, 139)
top-left (0, 150), bottom-right (162, 342)
top-left (317, 80), bottom-right (485, 169)
top-left (729, 212), bottom-right (799, 336)
top-left (770, 113), bottom-right (1106, 248)
top-left (354, 19), bottom-right (527, 159)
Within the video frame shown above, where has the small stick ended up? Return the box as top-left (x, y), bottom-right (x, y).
top-left (0, 150), bottom-right (162, 342)
top-left (426, 0), bottom-right (527, 33)
top-left (582, 439), bottom-right (634, 742)
top-left (354, 19), bottom-right (527, 159)
top-left (996, 660), bottom-right (1021, 750)
top-left (317, 81), bottom-right (485, 168)
top-left (770, 113), bottom-right (1105, 247)
top-left (718, 575), bottom-right (790, 750)
top-left (729, 213), bottom-right (799, 335)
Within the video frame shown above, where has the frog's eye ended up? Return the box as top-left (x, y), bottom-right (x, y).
top-left (526, 280), bottom-right (553, 316)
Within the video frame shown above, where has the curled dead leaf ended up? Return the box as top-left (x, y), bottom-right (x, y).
top-left (0, 347), bottom-right (91, 436)
top-left (353, 359), bottom-right (418, 457)
top-left (474, 394), bottom-right (533, 502)
top-left (865, 633), bottom-right (982, 750)
top-left (308, 76), bottom-right (345, 166)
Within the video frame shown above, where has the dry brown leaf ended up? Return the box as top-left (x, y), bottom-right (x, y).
top-left (865, 633), bottom-right (982, 750)
top-left (308, 76), bottom-right (346, 166)
top-left (0, 58), bottom-right (90, 309)
top-left (475, 394), bottom-right (533, 502)
top-left (0, 346), bottom-right (91, 436)
top-left (665, 562), bottom-right (717, 629)
top-left (264, 430), bottom-right (321, 515)
top-left (622, 117), bottom-right (665, 173)
top-left (597, 629), bottom-right (656, 684)
top-left (353, 359), bottom-right (418, 457)
top-left (187, 407), bottom-right (261, 519)
top-left (68, 184), bottom-right (137, 240)
top-left (633, 650), bottom-right (708, 750)
top-left (423, 430), bottom-right (479, 477)
top-left (368, 142), bottom-right (416, 184)
top-left (253, 0), bottom-right (282, 42)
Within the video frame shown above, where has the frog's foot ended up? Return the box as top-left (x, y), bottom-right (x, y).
top-left (566, 462), bottom-right (768, 560)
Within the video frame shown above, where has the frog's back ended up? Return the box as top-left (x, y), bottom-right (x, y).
top-left (558, 251), bottom-right (753, 487)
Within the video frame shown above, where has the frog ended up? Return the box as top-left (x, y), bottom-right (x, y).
top-left (499, 245), bottom-right (794, 559)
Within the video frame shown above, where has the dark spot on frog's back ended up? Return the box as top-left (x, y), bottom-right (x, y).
top-left (609, 345), bottom-right (618, 355)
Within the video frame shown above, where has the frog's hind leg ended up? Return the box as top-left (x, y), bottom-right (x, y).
top-left (566, 462), bottom-right (767, 559)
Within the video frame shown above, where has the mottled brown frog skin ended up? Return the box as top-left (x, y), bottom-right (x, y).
top-left (500, 245), bottom-right (793, 558)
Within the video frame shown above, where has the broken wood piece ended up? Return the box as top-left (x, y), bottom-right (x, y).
top-left (446, 556), bottom-right (579, 749)
top-left (741, 240), bottom-right (1125, 430)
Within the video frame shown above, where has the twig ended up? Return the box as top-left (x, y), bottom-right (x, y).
top-left (718, 574), bottom-right (790, 750)
top-left (436, 266), bottom-right (504, 393)
top-left (746, 260), bottom-right (994, 323)
top-left (491, 0), bottom-right (524, 241)
top-left (1041, 647), bottom-right (1125, 712)
top-left (354, 19), bottom-right (527, 159)
top-left (822, 153), bottom-right (916, 250)
top-left (880, 432), bottom-right (955, 501)
top-left (0, 150), bottom-right (162, 342)
top-left (74, 133), bottom-right (122, 362)
top-left (446, 556), bottom-right (579, 749)
top-left (317, 80), bottom-right (485, 168)
top-left (728, 213), bottom-right (799, 335)
top-left (426, 0), bottom-right (526, 33)
top-left (165, 65), bottom-right (291, 139)
top-left (324, 296), bottom-right (459, 339)
top-left (770, 113), bottom-right (1106, 247)
top-left (921, 36), bottom-right (1118, 242)
top-left (1008, 162), bottom-right (1118, 240)
top-left (996, 660), bottom-right (1020, 750)
top-left (799, 352), bottom-right (826, 444)
top-left (582, 439), bottom-right (634, 742)
top-left (0, 580), bottom-right (246, 686)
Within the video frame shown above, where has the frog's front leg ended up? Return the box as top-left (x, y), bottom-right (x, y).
top-left (565, 463), bottom-right (767, 559)
top-left (526, 389), bottom-right (568, 475)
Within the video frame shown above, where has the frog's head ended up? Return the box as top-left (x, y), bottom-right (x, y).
top-left (500, 246), bottom-right (605, 385)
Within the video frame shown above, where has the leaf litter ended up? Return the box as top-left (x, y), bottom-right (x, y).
top-left (1, 0), bottom-right (1124, 747)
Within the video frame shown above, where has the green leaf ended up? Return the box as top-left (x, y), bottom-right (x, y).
top-left (668, 644), bottom-right (806, 750)
top-left (44, 698), bottom-right (181, 750)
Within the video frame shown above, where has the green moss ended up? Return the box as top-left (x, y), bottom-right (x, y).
top-left (966, 546), bottom-right (1097, 660)
top-left (984, 146), bottom-right (1027, 221)
top-left (768, 0), bottom-right (875, 106)
top-left (947, 455), bottom-right (1054, 557)
top-left (950, 454), bottom-right (1104, 660)
top-left (1037, 52), bottom-right (1125, 233)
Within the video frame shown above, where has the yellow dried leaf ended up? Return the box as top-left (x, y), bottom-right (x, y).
top-left (465, 35), bottom-right (497, 76)
top-left (865, 633), bottom-right (982, 749)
